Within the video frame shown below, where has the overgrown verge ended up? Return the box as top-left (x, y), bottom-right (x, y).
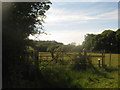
top-left (38, 53), bottom-right (118, 88)
top-left (40, 64), bottom-right (118, 88)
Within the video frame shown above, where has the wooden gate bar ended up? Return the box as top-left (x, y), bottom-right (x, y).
top-left (37, 51), bottom-right (106, 68)
top-left (88, 55), bottom-right (104, 57)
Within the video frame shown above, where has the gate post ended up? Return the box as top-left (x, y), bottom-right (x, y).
top-left (83, 48), bottom-right (87, 69)
top-left (83, 48), bottom-right (87, 60)
top-left (109, 51), bottom-right (111, 67)
top-left (98, 58), bottom-right (101, 68)
top-left (34, 50), bottom-right (39, 69)
top-left (102, 51), bottom-right (105, 68)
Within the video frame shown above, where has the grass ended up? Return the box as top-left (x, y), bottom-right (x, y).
top-left (37, 52), bottom-right (119, 88)
top-left (90, 53), bottom-right (119, 67)
top-left (86, 68), bottom-right (118, 88)
top-left (40, 64), bottom-right (118, 88)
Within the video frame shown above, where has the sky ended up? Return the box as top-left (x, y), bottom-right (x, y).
top-left (29, 2), bottom-right (118, 45)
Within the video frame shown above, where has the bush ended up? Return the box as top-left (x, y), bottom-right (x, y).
top-left (72, 54), bottom-right (94, 71)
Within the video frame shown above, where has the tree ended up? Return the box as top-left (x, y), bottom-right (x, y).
top-left (72, 45), bottom-right (83, 52)
top-left (29, 40), bottom-right (63, 52)
top-left (116, 29), bottom-right (120, 53)
top-left (82, 34), bottom-right (96, 52)
top-left (100, 30), bottom-right (116, 53)
top-left (2, 2), bottom-right (51, 88)
top-left (82, 29), bottom-right (119, 53)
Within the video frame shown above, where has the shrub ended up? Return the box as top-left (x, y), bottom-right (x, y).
top-left (72, 54), bottom-right (94, 71)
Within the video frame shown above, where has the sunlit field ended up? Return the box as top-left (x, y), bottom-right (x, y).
top-left (39, 52), bottom-right (119, 67)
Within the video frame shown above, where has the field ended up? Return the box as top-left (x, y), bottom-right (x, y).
top-left (38, 52), bottom-right (119, 67)
top-left (89, 53), bottom-right (119, 67)
top-left (35, 52), bottom-right (119, 88)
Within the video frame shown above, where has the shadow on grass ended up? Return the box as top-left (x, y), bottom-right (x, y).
top-left (40, 66), bottom-right (83, 88)
top-left (104, 67), bottom-right (118, 72)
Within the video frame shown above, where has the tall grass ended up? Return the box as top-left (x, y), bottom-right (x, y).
top-left (37, 52), bottom-right (119, 88)
top-left (40, 63), bottom-right (118, 88)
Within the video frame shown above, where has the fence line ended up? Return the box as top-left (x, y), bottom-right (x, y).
top-left (33, 51), bottom-right (106, 68)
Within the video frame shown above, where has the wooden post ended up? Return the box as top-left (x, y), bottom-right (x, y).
top-left (102, 51), bottom-right (105, 68)
top-left (104, 52), bottom-right (105, 66)
top-left (32, 51), bottom-right (34, 59)
top-left (83, 49), bottom-right (87, 69)
top-left (109, 52), bottom-right (111, 67)
top-left (34, 50), bottom-right (39, 69)
top-left (83, 49), bottom-right (87, 60)
top-left (40, 55), bottom-right (42, 63)
top-left (98, 58), bottom-right (101, 68)
top-left (89, 56), bottom-right (92, 64)
top-left (84, 51), bottom-right (87, 57)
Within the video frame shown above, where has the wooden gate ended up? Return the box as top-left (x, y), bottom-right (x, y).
top-left (33, 51), bottom-right (106, 68)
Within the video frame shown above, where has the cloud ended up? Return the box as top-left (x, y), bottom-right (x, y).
top-left (43, 7), bottom-right (118, 26)
top-left (94, 10), bottom-right (118, 20)
top-left (29, 29), bottom-right (102, 45)
top-left (44, 7), bottom-right (96, 25)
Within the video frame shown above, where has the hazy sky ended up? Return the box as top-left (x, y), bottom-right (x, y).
top-left (29, 2), bottom-right (118, 45)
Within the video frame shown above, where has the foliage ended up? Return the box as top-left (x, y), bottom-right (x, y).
top-left (41, 66), bottom-right (83, 88)
top-left (2, 2), bottom-right (51, 88)
top-left (29, 40), bottom-right (63, 52)
top-left (72, 53), bottom-right (94, 71)
top-left (82, 29), bottom-right (119, 53)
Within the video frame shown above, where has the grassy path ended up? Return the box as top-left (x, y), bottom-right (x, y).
top-left (86, 68), bottom-right (118, 88)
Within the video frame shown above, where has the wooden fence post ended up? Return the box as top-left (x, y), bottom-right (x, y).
top-left (89, 56), bottom-right (92, 64)
top-left (104, 52), bottom-right (105, 67)
top-left (83, 49), bottom-right (87, 60)
top-left (83, 50), bottom-right (87, 69)
top-left (34, 50), bottom-right (39, 69)
top-left (101, 51), bottom-right (106, 68)
top-left (109, 52), bottom-right (111, 67)
top-left (101, 51), bottom-right (104, 67)
top-left (98, 58), bottom-right (101, 68)
top-left (39, 54), bottom-right (42, 64)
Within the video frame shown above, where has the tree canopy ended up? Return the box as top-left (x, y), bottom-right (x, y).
top-left (82, 29), bottom-right (119, 53)
top-left (2, 2), bottom-right (51, 88)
